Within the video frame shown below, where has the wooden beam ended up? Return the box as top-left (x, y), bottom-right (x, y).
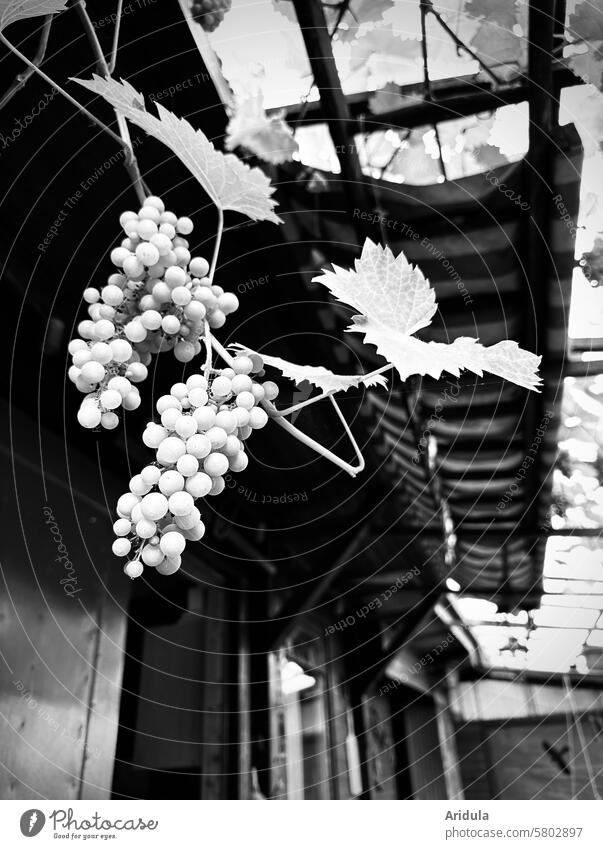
top-left (291, 0), bottom-right (371, 232)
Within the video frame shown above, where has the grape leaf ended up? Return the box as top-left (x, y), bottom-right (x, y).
top-left (333, 0), bottom-right (394, 44)
top-left (463, 0), bottom-right (518, 29)
top-left (567, 40), bottom-right (603, 89)
top-left (568, 1), bottom-right (603, 42)
top-left (231, 345), bottom-right (388, 393)
top-left (73, 75), bottom-right (281, 224)
top-left (312, 239), bottom-right (542, 391)
top-left (225, 93), bottom-right (298, 165)
top-left (470, 20), bottom-right (523, 79)
top-left (0, 0), bottom-right (66, 30)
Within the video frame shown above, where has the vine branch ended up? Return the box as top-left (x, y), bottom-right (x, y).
top-left (108, 0), bottom-right (123, 74)
top-left (72, 0), bottom-right (147, 205)
top-left (210, 336), bottom-right (366, 477)
top-left (0, 14), bottom-right (52, 112)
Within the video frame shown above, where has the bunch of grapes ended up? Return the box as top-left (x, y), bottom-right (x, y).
top-left (190, 0), bottom-right (232, 32)
top-left (67, 195), bottom-right (240, 430)
top-left (112, 352), bottom-right (280, 578)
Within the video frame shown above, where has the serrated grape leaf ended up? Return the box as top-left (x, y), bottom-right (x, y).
top-left (568, 1), bottom-right (603, 42)
top-left (231, 345), bottom-right (388, 393)
top-left (567, 40), bottom-right (603, 89)
top-left (225, 93), bottom-right (298, 165)
top-left (349, 24), bottom-right (419, 84)
top-left (73, 75), bottom-right (281, 224)
top-left (312, 239), bottom-right (542, 391)
top-left (463, 0), bottom-right (518, 29)
top-left (470, 20), bottom-right (523, 79)
top-left (0, 0), bottom-right (66, 30)
top-left (334, 0), bottom-right (394, 43)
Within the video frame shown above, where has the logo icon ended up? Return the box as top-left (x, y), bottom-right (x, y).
top-left (19, 810), bottom-right (45, 837)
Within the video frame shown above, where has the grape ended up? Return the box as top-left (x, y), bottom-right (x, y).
top-left (95, 319), bottom-right (115, 340)
top-left (117, 492), bottom-right (140, 517)
top-left (161, 408), bottom-right (182, 430)
top-left (176, 454), bottom-right (199, 477)
top-left (158, 469), bottom-right (185, 496)
top-left (126, 362), bottom-right (148, 382)
top-left (141, 546), bottom-right (164, 567)
top-left (80, 361), bottom-right (105, 383)
top-left (218, 292), bottom-right (239, 315)
top-left (234, 407), bottom-right (250, 427)
top-left (174, 415), bottom-right (198, 439)
top-left (107, 376), bottom-right (131, 397)
top-left (168, 491), bottom-right (195, 516)
top-left (144, 195), bottom-right (165, 213)
top-left (175, 508), bottom-right (200, 530)
top-left (203, 452), bottom-right (229, 477)
top-left (229, 451), bottom-right (249, 472)
top-left (137, 219), bottom-right (159, 241)
top-left (251, 383), bottom-right (265, 403)
top-left (223, 435), bottom-right (241, 456)
top-left (189, 256), bottom-right (209, 277)
top-left (120, 210), bottom-right (138, 229)
top-left (136, 242), bottom-right (160, 266)
top-left (231, 374), bottom-right (253, 394)
top-left (124, 320), bottom-right (147, 343)
top-left (162, 315), bottom-right (180, 334)
top-left (131, 503), bottom-right (144, 524)
top-left (263, 380), bottom-right (279, 401)
top-left (157, 395), bottom-right (181, 414)
top-left (90, 341), bottom-right (113, 364)
top-left (176, 216), bottom-right (193, 234)
top-left (124, 561), bottom-right (144, 579)
top-left (136, 519), bottom-right (157, 539)
top-left (182, 521), bottom-right (206, 541)
top-left (141, 465), bottom-right (161, 486)
top-left (214, 411), bottom-right (237, 435)
top-left (77, 405), bottom-right (101, 429)
top-left (185, 472), bottom-right (213, 497)
top-left (207, 309), bottom-right (226, 329)
top-left (235, 391), bottom-right (255, 410)
top-left (139, 205), bottom-right (161, 223)
top-left (211, 376), bottom-right (232, 398)
top-left (209, 476), bottom-right (225, 496)
top-left (174, 340), bottom-right (196, 362)
top-left (101, 284), bottom-right (123, 306)
top-left (112, 538), bottom-right (131, 557)
top-left (160, 530), bottom-right (186, 557)
top-left (83, 287), bottom-right (100, 304)
top-left (205, 426), bottom-right (228, 449)
top-left (129, 474), bottom-right (151, 496)
top-left (140, 492), bottom-right (169, 521)
top-left (122, 390), bottom-right (142, 411)
top-left (233, 355), bottom-right (253, 375)
top-left (111, 246), bottom-right (130, 267)
top-left (164, 265), bottom-right (187, 288)
top-left (156, 556), bottom-right (181, 575)
top-left (123, 255), bottom-right (145, 278)
top-left (185, 434), bottom-right (212, 459)
top-left (143, 424), bottom-right (169, 448)
top-left (159, 222), bottom-right (176, 239)
top-left (100, 389), bottom-right (122, 410)
top-left (171, 286), bottom-right (192, 306)
top-left (156, 436), bottom-right (187, 465)
top-left (249, 407), bottom-right (269, 429)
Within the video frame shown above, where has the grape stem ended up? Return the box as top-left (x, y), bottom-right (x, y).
top-left (203, 319), bottom-right (213, 376)
top-left (209, 207), bottom-right (224, 283)
top-left (0, 31), bottom-right (129, 155)
top-left (108, 0), bottom-right (124, 75)
top-left (210, 336), bottom-right (365, 477)
top-left (0, 15), bottom-right (52, 111)
top-left (72, 0), bottom-right (147, 205)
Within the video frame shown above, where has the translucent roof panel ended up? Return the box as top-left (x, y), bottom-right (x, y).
top-left (198, 0), bottom-right (529, 110)
top-left (460, 538), bottom-right (603, 677)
